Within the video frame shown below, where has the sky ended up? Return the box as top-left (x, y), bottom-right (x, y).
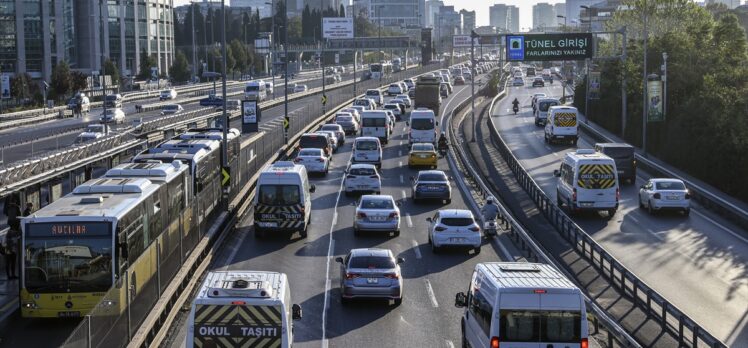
top-left (173, 0), bottom-right (566, 31)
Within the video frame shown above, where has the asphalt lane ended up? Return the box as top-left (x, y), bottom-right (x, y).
top-left (165, 73), bottom-right (517, 348)
top-left (492, 76), bottom-right (748, 346)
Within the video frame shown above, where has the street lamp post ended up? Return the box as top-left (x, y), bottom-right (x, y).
top-left (99, 0), bottom-right (108, 135)
top-left (557, 15), bottom-right (567, 101)
top-left (221, 0), bottom-right (229, 183)
top-left (662, 52), bottom-right (667, 118)
top-left (642, 4), bottom-right (649, 156)
top-left (320, 0), bottom-right (326, 115)
top-left (266, 1), bottom-right (276, 98)
top-left (191, 2), bottom-right (197, 80)
top-left (283, 0), bottom-right (289, 144)
top-left (581, 5), bottom-right (592, 32)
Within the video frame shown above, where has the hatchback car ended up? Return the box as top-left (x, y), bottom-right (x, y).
top-left (353, 195), bottom-right (401, 236)
top-left (314, 131), bottom-right (338, 152)
top-left (403, 79), bottom-right (415, 89)
top-left (408, 143), bottom-right (437, 169)
top-left (408, 87), bottom-right (416, 98)
top-left (389, 99), bottom-right (407, 114)
top-left (319, 123), bottom-right (346, 146)
top-left (294, 148), bottom-right (329, 175)
top-left (383, 103), bottom-right (402, 120)
top-left (513, 76), bottom-right (524, 86)
top-left (334, 113), bottom-right (359, 135)
top-left (344, 164), bottom-right (381, 196)
top-left (387, 84), bottom-right (403, 96)
top-left (160, 104), bottom-right (183, 115)
top-left (351, 137), bottom-right (383, 168)
top-left (394, 95), bottom-right (412, 108)
top-left (365, 89), bottom-right (384, 106)
top-left (336, 248), bottom-right (404, 305)
top-left (299, 133), bottom-right (332, 157)
top-left (293, 84), bottom-right (308, 93)
top-left (639, 178), bottom-right (691, 216)
top-left (411, 170), bottom-right (451, 204)
top-left (159, 89), bottom-right (177, 100)
top-left (427, 209), bottom-right (481, 254)
top-left (532, 76), bottom-right (545, 87)
top-left (454, 75), bottom-right (466, 85)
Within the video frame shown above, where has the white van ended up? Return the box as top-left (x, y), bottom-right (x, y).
top-left (407, 108), bottom-right (438, 145)
top-left (544, 106), bottom-right (578, 145)
top-left (254, 161), bottom-right (316, 238)
top-left (534, 97), bottom-right (561, 127)
top-left (365, 89), bottom-right (384, 106)
top-left (554, 149), bottom-right (620, 216)
top-left (360, 110), bottom-right (390, 143)
top-left (245, 80), bottom-right (267, 101)
top-left (265, 81), bottom-right (274, 95)
top-left (187, 271), bottom-right (302, 348)
top-left (351, 136), bottom-right (383, 168)
top-left (455, 262), bottom-right (589, 348)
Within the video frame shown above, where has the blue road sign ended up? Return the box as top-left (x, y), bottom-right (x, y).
top-left (507, 36), bottom-right (524, 61)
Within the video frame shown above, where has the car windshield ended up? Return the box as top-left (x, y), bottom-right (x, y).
top-left (299, 135), bottom-right (327, 148)
top-left (245, 85), bottom-right (259, 91)
top-left (390, 84), bottom-right (399, 88)
top-left (299, 149), bottom-right (322, 156)
top-left (258, 185), bottom-right (300, 205)
top-left (105, 95), bottom-right (118, 101)
top-left (419, 173), bottom-right (447, 182)
top-left (655, 181), bottom-right (686, 190)
top-left (410, 118), bottom-right (435, 130)
top-left (384, 104), bottom-right (397, 109)
top-left (161, 90), bottom-right (171, 95)
top-left (366, 91), bottom-right (379, 96)
top-left (356, 140), bottom-right (378, 150)
top-left (539, 101), bottom-right (559, 112)
top-left (163, 105), bottom-right (178, 110)
top-left (362, 118), bottom-right (386, 127)
top-left (412, 144), bottom-right (434, 152)
top-left (598, 146), bottom-right (634, 158)
top-left (349, 256), bottom-right (395, 269)
top-left (350, 167), bottom-right (376, 176)
top-left (336, 116), bottom-right (353, 122)
top-left (24, 222), bottom-right (113, 293)
top-left (321, 125), bottom-right (340, 131)
top-left (440, 217), bottom-right (474, 226)
top-left (360, 198), bottom-right (394, 209)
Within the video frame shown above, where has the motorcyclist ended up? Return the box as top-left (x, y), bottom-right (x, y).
top-left (437, 134), bottom-right (448, 152)
top-left (512, 98), bottom-right (520, 113)
top-left (481, 197), bottom-right (500, 222)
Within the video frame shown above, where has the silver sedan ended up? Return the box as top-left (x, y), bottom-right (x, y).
top-left (353, 195), bottom-right (400, 236)
top-left (336, 248), bottom-right (404, 306)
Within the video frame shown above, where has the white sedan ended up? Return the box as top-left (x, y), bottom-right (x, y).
top-left (344, 164), bottom-right (382, 196)
top-left (394, 94), bottom-right (412, 108)
top-left (294, 148), bottom-right (329, 175)
top-left (427, 209), bottom-right (481, 254)
top-left (638, 178), bottom-right (691, 216)
top-left (353, 194), bottom-right (400, 236)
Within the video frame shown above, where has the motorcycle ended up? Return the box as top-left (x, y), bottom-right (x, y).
top-left (438, 143), bottom-right (449, 157)
top-left (513, 104), bottom-right (519, 115)
top-left (484, 219), bottom-right (498, 238)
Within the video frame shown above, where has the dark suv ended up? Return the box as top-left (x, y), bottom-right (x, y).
top-left (595, 143), bottom-right (636, 184)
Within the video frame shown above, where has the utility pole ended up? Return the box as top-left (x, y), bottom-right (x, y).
top-left (378, 6), bottom-right (383, 63)
top-left (99, 0), bottom-right (108, 135)
top-left (642, 6), bottom-right (649, 156)
top-left (266, 0), bottom-right (276, 98)
top-left (320, 0), bottom-right (326, 115)
top-left (191, 2), bottom-right (197, 80)
top-left (470, 30), bottom-right (477, 142)
top-left (283, 0), bottom-right (289, 144)
top-left (353, 18), bottom-right (357, 96)
top-left (662, 51), bottom-right (667, 119)
top-left (621, 26), bottom-right (627, 137)
top-left (221, 0), bottom-right (229, 177)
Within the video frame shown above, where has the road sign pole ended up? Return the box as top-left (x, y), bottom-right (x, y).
top-left (470, 34), bottom-right (476, 142)
top-left (221, 0), bottom-right (229, 207)
top-left (283, 0), bottom-right (289, 144)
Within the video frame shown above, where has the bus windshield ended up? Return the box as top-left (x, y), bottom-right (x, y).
top-left (24, 222), bottom-right (113, 293)
top-left (246, 85), bottom-right (260, 92)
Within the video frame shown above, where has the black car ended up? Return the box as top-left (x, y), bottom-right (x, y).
top-left (532, 77), bottom-right (545, 87)
top-left (595, 143), bottom-right (637, 184)
top-left (199, 95), bottom-right (224, 106)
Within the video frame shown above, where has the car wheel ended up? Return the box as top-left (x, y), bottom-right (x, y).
top-left (648, 200), bottom-right (655, 215)
top-left (299, 224), bottom-right (308, 238)
top-left (607, 208), bottom-right (617, 217)
top-left (353, 228), bottom-right (360, 237)
top-left (684, 208), bottom-right (690, 217)
top-left (461, 323), bottom-right (469, 348)
top-left (394, 230), bottom-right (400, 237)
top-left (473, 247), bottom-right (481, 255)
top-left (638, 196), bottom-right (644, 209)
top-left (431, 242), bottom-right (440, 254)
top-left (393, 298), bottom-right (403, 306)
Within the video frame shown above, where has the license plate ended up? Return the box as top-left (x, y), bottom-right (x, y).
top-left (58, 311), bottom-right (81, 318)
top-left (419, 154), bottom-right (429, 159)
top-left (370, 216), bottom-right (387, 222)
top-left (667, 196), bottom-right (679, 200)
top-left (257, 221), bottom-right (278, 227)
top-left (581, 202), bottom-right (593, 207)
top-left (449, 237), bottom-right (465, 242)
top-left (357, 185), bottom-right (369, 189)
top-left (428, 186), bottom-right (440, 191)
top-left (367, 278), bottom-right (378, 284)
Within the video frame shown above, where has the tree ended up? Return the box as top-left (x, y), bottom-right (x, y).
top-left (138, 50), bottom-right (158, 80)
top-left (103, 59), bottom-right (120, 86)
top-left (230, 39), bottom-right (248, 74)
top-left (170, 50), bottom-right (191, 83)
top-left (225, 45), bottom-right (236, 74)
top-left (10, 73), bottom-right (32, 103)
top-left (70, 71), bottom-right (88, 94)
top-left (50, 61), bottom-right (72, 102)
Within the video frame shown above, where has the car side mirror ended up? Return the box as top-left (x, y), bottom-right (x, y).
top-left (455, 292), bottom-right (468, 308)
top-left (553, 170), bottom-right (561, 177)
top-left (292, 304), bottom-right (303, 320)
top-left (426, 217), bottom-right (432, 222)
top-left (436, 121), bottom-right (440, 126)
top-left (335, 257), bottom-right (344, 264)
top-left (309, 184), bottom-right (316, 193)
top-left (397, 257), bottom-right (405, 264)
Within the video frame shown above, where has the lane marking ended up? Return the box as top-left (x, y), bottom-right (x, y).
top-left (321, 153), bottom-right (350, 347)
top-left (411, 239), bottom-right (422, 259)
top-left (399, 174), bottom-right (404, 184)
top-left (401, 190), bottom-right (407, 200)
top-left (406, 213), bottom-right (413, 228)
top-left (544, 145), bottom-right (552, 151)
top-left (692, 209), bottom-right (748, 243)
top-left (425, 279), bottom-right (439, 308)
top-left (398, 150), bottom-right (402, 157)
top-left (399, 161), bottom-right (403, 167)
top-left (446, 340), bottom-right (455, 348)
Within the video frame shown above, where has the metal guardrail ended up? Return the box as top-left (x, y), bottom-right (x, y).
top-left (446, 70), bottom-right (640, 348)
top-left (488, 79), bottom-right (727, 348)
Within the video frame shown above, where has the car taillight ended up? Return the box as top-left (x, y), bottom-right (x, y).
top-left (490, 337), bottom-right (499, 348)
top-left (435, 226), bottom-right (447, 231)
top-left (572, 188), bottom-right (577, 202)
top-left (581, 338), bottom-right (589, 348)
top-left (389, 212), bottom-right (399, 219)
top-left (653, 193), bottom-right (661, 199)
top-left (384, 273), bottom-right (399, 279)
top-left (357, 212), bottom-right (367, 219)
top-left (469, 226), bottom-right (480, 232)
top-left (685, 192), bottom-right (691, 199)
top-left (346, 273), bottom-right (360, 279)
top-left (616, 188), bottom-right (620, 201)
top-left (633, 160), bottom-right (637, 168)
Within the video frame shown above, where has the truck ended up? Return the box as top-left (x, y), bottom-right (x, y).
top-left (414, 74), bottom-right (442, 116)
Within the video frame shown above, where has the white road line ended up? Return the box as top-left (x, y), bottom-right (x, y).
top-left (551, 152), bottom-right (558, 157)
top-left (399, 161), bottom-right (403, 167)
top-left (411, 239), bottom-right (422, 259)
top-left (321, 157), bottom-right (349, 347)
top-left (398, 150), bottom-right (402, 157)
top-left (401, 190), bottom-right (407, 200)
top-left (446, 340), bottom-right (455, 348)
top-left (406, 213), bottom-right (413, 228)
top-left (424, 279), bottom-right (439, 308)
top-left (545, 145), bottom-right (552, 151)
top-left (692, 209), bottom-right (748, 243)
top-left (399, 174), bottom-right (404, 183)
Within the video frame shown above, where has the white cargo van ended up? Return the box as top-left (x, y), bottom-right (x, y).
top-left (455, 262), bottom-right (589, 348)
top-left (254, 161), bottom-right (316, 238)
top-left (534, 97), bottom-right (561, 127)
top-left (544, 105), bottom-right (578, 145)
top-left (554, 149), bottom-right (620, 216)
top-left (360, 110), bottom-right (390, 143)
top-left (245, 80), bottom-right (267, 101)
top-left (407, 108), bottom-right (438, 145)
top-left (187, 271), bottom-right (302, 348)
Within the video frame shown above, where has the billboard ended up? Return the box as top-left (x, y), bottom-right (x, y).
top-left (647, 80), bottom-right (664, 122)
top-left (452, 35), bottom-right (477, 48)
top-left (323, 17), bottom-right (354, 39)
top-left (506, 33), bottom-right (593, 61)
top-left (1, 74), bottom-right (10, 99)
top-left (242, 100), bottom-right (258, 124)
top-left (588, 71), bottom-right (601, 99)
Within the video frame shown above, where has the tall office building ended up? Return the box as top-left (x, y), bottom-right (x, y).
top-left (0, 0), bottom-right (175, 81)
top-left (369, 0), bottom-right (420, 31)
top-left (459, 10), bottom-right (476, 34)
top-left (566, 0), bottom-right (599, 26)
top-left (435, 5), bottom-right (460, 47)
top-left (232, 0), bottom-right (273, 17)
top-left (554, 2), bottom-right (566, 21)
top-left (508, 5), bottom-right (519, 32)
top-left (425, 0), bottom-right (444, 28)
top-left (303, 0), bottom-right (342, 12)
top-left (533, 3), bottom-right (556, 30)
top-left (489, 4), bottom-right (509, 31)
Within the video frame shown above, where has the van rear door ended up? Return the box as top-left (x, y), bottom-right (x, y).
top-left (497, 290), bottom-right (585, 348)
top-left (192, 303), bottom-right (284, 347)
top-left (575, 161), bottom-right (618, 208)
